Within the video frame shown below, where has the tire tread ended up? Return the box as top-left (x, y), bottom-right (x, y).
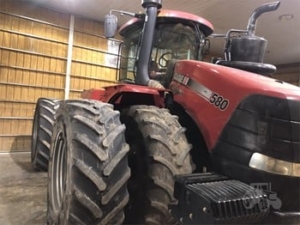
top-left (123, 105), bottom-right (193, 223)
top-left (31, 98), bottom-right (59, 171)
top-left (47, 100), bottom-right (130, 225)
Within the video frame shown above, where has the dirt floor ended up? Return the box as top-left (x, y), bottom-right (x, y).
top-left (0, 152), bottom-right (47, 225)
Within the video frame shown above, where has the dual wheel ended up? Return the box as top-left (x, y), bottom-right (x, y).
top-left (31, 99), bottom-right (193, 224)
top-left (31, 98), bottom-right (59, 171)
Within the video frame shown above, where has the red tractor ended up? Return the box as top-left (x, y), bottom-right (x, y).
top-left (31, 0), bottom-right (300, 224)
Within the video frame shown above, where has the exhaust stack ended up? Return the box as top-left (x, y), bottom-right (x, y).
top-left (247, 1), bottom-right (281, 36)
top-left (230, 1), bottom-right (280, 63)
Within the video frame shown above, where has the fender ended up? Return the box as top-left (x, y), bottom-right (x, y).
top-left (170, 60), bottom-right (300, 151)
top-left (82, 84), bottom-right (166, 107)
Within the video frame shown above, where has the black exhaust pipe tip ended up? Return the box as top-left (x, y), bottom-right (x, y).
top-left (247, 1), bottom-right (280, 35)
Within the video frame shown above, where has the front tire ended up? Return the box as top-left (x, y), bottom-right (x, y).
top-left (31, 98), bottom-right (59, 171)
top-left (47, 100), bottom-right (130, 224)
top-left (122, 105), bottom-right (193, 224)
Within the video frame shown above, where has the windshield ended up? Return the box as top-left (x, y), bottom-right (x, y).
top-left (119, 23), bottom-right (206, 82)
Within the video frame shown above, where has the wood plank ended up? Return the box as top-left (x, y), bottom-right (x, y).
top-left (0, 0), bottom-right (120, 152)
top-left (0, 102), bottom-right (35, 117)
top-left (272, 72), bottom-right (299, 83)
top-left (276, 63), bottom-right (300, 74)
top-left (0, 136), bottom-right (31, 152)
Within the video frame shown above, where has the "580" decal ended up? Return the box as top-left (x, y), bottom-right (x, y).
top-left (209, 93), bottom-right (229, 110)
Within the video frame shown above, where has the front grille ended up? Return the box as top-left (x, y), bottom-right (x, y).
top-left (171, 173), bottom-right (269, 224)
top-left (188, 180), bottom-right (268, 221)
top-left (211, 94), bottom-right (300, 211)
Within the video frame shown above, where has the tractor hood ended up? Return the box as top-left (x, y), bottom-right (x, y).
top-left (170, 60), bottom-right (300, 150)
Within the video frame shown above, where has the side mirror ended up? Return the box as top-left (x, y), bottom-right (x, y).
top-left (104, 14), bottom-right (118, 38)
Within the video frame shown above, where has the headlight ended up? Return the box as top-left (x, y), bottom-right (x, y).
top-left (249, 152), bottom-right (300, 177)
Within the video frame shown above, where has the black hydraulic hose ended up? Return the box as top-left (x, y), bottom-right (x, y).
top-left (135, 6), bottom-right (158, 86)
top-left (247, 1), bottom-right (280, 36)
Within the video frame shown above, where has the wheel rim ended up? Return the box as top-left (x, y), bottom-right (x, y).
top-left (51, 130), bottom-right (67, 211)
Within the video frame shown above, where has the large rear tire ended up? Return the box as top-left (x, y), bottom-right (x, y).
top-left (47, 100), bottom-right (130, 224)
top-left (31, 98), bottom-right (59, 171)
top-left (121, 105), bottom-right (193, 224)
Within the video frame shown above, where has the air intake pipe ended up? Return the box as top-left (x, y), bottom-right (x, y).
top-left (135, 0), bottom-right (162, 86)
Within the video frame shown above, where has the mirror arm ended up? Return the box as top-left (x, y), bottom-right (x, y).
top-left (109, 10), bottom-right (144, 19)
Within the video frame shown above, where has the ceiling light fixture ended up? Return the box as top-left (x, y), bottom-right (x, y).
top-left (279, 14), bottom-right (294, 21)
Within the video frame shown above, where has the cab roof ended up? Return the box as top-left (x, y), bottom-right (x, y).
top-left (119, 9), bottom-right (214, 37)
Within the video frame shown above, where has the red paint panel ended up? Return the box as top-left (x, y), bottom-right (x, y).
top-left (119, 9), bottom-right (213, 37)
top-left (171, 60), bottom-right (300, 150)
top-left (81, 84), bottom-right (165, 107)
top-left (81, 89), bottom-right (106, 101)
top-left (158, 10), bottom-right (213, 31)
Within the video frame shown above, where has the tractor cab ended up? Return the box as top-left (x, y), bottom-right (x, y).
top-left (104, 0), bottom-right (280, 89)
top-left (117, 11), bottom-right (213, 86)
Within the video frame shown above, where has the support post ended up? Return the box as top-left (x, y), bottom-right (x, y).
top-left (64, 15), bottom-right (75, 100)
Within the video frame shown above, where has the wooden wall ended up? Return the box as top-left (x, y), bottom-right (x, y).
top-left (0, 0), bottom-right (119, 152)
top-left (272, 63), bottom-right (300, 86)
top-left (0, 1), bottom-right (299, 153)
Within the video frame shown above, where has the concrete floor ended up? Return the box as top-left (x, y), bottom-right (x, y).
top-left (0, 152), bottom-right (47, 225)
